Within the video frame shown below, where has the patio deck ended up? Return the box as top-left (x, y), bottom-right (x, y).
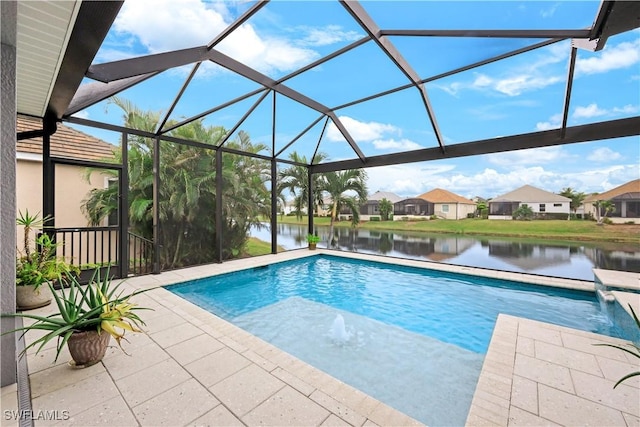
top-left (2, 250), bottom-right (638, 426)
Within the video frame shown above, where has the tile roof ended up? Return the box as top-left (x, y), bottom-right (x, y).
top-left (17, 114), bottom-right (116, 161)
top-left (367, 191), bottom-right (403, 203)
top-left (417, 188), bottom-right (475, 204)
top-left (583, 179), bottom-right (640, 202)
top-left (491, 185), bottom-right (571, 203)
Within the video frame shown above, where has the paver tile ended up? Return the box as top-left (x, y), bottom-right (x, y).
top-left (510, 375), bottom-right (538, 415)
top-left (538, 383), bottom-right (626, 426)
top-left (534, 340), bottom-right (602, 376)
top-left (596, 355), bottom-right (640, 389)
top-left (508, 406), bottom-right (560, 426)
top-left (165, 333), bottom-right (225, 365)
top-left (189, 404), bottom-right (244, 427)
top-left (102, 341), bottom-right (169, 380)
top-left (320, 413), bottom-right (351, 426)
top-left (210, 364), bottom-right (285, 416)
top-left (517, 323), bottom-right (562, 346)
top-left (116, 358), bottom-right (191, 407)
top-left (149, 322), bottom-right (203, 348)
top-left (560, 332), bottom-right (630, 362)
top-left (29, 361), bottom-right (105, 398)
top-left (571, 370), bottom-right (640, 417)
top-left (55, 395), bottom-right (137, 427)
top-left (31, 371), bottom-right (119, 424)
top-left (184, 347), bottom-right (251, 388)
top-left (132, 378), bottom-right (219, 426)
top-left (271, 367), bottom-right (316, 396)
top-left (513, 353), bottom-right (574, 394)
top-left (622, 412), bottom-right (640, 427)
top-left (242, 385), bottom-right (330, 426)
top-left (515, 336), bottom-right (534, 357)
top-left (310, 389), bottom-right (366, 427)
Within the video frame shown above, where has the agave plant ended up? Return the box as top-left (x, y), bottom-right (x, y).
top-left (3, 268), bottom-right (152, 362)
top-left (595, 304), bottom-right (640, 388)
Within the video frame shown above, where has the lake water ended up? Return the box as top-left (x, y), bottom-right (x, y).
top-left (250, 222), bottom-right (640, 281)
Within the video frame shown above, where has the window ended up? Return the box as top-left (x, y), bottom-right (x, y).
top-left (539, 204), bottom-right (546, 212)
top-left (554, 203), bottom-right (562, 207)
top-left (442, 205), bottom-right (449, 213)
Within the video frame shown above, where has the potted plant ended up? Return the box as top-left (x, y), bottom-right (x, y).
top-left (307, 233), bottom-right (320, 250)
top-left (3, 268), bottom-right (152, 367)
top-left (15, 210), bottom-right (78, 310)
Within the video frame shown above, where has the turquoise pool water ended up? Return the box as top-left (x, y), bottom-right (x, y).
top-left (168, 255), bottom-right (627, 426)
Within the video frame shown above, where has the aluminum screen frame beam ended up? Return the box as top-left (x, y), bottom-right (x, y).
top-left (340, 0), bottom-right (445, 153)
top-left (310, 116), bottom-right (640, 174)
top-left (47, 1), bottom-right (123, 119)
top-left (205, 49), bottom-right (366, 161)
top-left (380, 29), bottom-right (592, 38)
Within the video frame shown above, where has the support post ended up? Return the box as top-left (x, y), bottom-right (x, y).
top-left (215, 149), bottom-right (223, 262)
top-left (152, 137), bottom-right (160, 274)
top-left (271, 159), bottom-right (277, 254)
top-left (308, 168), bottom-right (314, 236)
top-left (118, 132), bottom-right (129, 278)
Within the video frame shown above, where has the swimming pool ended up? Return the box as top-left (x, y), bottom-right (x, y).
top-left (168, 255), bottom-right (628, 426)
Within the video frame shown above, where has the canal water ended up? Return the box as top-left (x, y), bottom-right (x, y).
top-left (250, 223), bottom-right (640, 281)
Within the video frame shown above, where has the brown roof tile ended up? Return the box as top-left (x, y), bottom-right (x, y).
top-left (584, 179), bottom-right (640, 202)
top-left (417, 188), bottom-right (475, 204)
top-left (17, 115), bottom-right (116, 161)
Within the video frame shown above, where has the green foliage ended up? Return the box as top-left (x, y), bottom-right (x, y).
top-left (16, 210), bottom-right (78, 289)
top-left (370, 216), bottom-right (380, 221)
top-left (2, 268), bottom-right (152, 362)
top-left (319, 169), bottom-right (368, 245)
top-left (593, 200), bottom-right (616, 225)
top-left (307, 234), bottom-right (320, 244)
top-left (594, 305), bottom-right (640, 388)
top-left (277, 151), bottom-right (328, 220)
top-left (559, 187), bottom-right (587, 217)
top-left (81, 97), bottom-right (271, 269)
top-left (513, 204), bottom-right (534, 220)
top-left (378, 198), bottom-right (393, 221)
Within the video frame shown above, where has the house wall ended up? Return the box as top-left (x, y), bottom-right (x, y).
top-left (17, 158), bottom-right (118, 265)
top-left (434, 203), bottom-right (476, 219)
top-left (526, 201), bottom-right (570, 214)
top-left (1, 0), bottom-right (18, 386)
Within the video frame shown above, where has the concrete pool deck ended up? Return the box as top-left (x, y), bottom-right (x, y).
top-left (2, 249), bottom-right (639, 426)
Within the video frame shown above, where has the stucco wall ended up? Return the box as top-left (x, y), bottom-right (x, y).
top-left (1, 0), bottom-right (18, 386)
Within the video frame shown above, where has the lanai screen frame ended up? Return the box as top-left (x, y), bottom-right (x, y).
top-left (35, 0), bottom-right (640, 273)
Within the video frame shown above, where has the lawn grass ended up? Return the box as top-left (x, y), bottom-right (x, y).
top-left (272, 216), bottom-right (640, 244)
top-left (241, 237), bottom-right (285, 257)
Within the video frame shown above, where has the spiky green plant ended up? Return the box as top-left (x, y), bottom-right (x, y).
top-left (594, 304), bottom-right (640, 388)
top-left (3, 268), bottom-right (152, 362)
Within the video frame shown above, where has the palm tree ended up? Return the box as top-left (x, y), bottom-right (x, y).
top-left (277, 151), bottom-right (327, 219)
top-left (319, 169), bottom-right (368, 246)
top-left (559, 187), bottom-right (586, 219)
top-left (81, 97), bottom-right (271, 269)
top-left (593, 200), bottom-right (615, 225)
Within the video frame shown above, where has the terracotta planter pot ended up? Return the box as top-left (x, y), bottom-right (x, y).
top-left (67, 330), bottom-right (110, 367)
top-left (16, 284), bottom-right (52, 310)
top-left (308, 243), bottom-right (317, 250)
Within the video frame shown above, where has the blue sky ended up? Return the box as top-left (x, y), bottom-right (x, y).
top-left (72, 0), bottom-right (640, 200)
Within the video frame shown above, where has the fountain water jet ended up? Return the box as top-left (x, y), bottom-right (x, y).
top-left (330, 314), bottom-right (350, 343)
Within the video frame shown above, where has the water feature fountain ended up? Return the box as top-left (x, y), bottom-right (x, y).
top-left (330, 313), bottom-right (350, 344)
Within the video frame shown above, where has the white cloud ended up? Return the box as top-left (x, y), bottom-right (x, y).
top-left (587, 147), bottom-right (622, 162)
top-left (327, 116), bottom-right (399, 142)
top-left (110, 0), bottom-right (336, 75)
top-left (576, 39), bottom-right (640, 75)
top-left (536, 113), bottom-right (562, 131)
top-left (572, 103), bottom-right (639, 120)
top-left (372, 139), bottom-right (422, 151)
top-left (297, 25), bottom-right (361, 47)
top-left (493, 75), bottom-right (562, 96)
top-left (486, 146), bottom-right (571, 167)
top-left (613, 104), bottom-right (640, 114)
top-left (540, 3), bottom-right (560, 18)
top-left (573, 103), bottom-right (607, 119)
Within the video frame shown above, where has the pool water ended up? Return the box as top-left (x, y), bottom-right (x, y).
top-left (169, 255), bottom-right (627, 426)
